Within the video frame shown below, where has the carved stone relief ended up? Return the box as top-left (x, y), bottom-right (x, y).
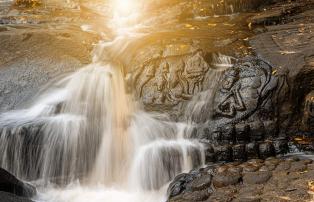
top-left (131, 48), bottom-right (210, 110)
top-left (200, 57), bottom-right (290, 161)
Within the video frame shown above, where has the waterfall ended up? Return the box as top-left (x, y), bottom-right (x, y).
top-left (0, 1), bottom-right (206, 201)
top-left (0, 63), bottom-right (132, 184)
top-left (0, 51), bottom-right (205, 202)
top-left (184, 53), bottom-right (234, 123)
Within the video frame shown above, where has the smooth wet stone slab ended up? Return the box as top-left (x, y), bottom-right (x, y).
top-left (307, 163), bottom-right (314, 170)
top-left (233, 196), bottom-right (261, 202)
top-left (186, 175), bottom-right (212, 191)
top-left (181, 190), bottom-right (210, 201)
top-left (243, 171), bottom-right (272, 184)
top-left (259, 165), bottom-right (276, 172)
top-left (289, 162), bottom-right (307, 172)
top-left (242, 164), bottom-right (260, 173)
top-left (212, 172), bottom-right (242, 188)
top-left (275, 161), bottom-right (291, 171)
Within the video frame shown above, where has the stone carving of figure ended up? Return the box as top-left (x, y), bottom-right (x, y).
top-left (167, 59), bottom-right (191, 100)
top-left (153, 61), bottom-right (171, 104)
top-left (215, 69), bottom-right (246, 118)
top-left (135, 61), bottom-right (157, 97)
top-left (185, 50), bottom-right (210, 95)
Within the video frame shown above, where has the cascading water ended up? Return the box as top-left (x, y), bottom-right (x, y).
top-left (0, 63), bottom-right (131, 183)
top-left (0, 0), bottom-right (206, 201)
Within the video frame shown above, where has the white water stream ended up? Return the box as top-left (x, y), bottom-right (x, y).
top-left (0, 1), bottom-right (206, 202)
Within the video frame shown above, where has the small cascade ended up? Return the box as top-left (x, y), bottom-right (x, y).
top-left (0, 63), bottom-right (132, 184)
top-left (184, 53), bottom-right (234, 123)
top-left (128, 112), bottom-right (205, 191)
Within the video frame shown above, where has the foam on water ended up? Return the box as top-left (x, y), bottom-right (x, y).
top-left (35, 183), bottom-right (167, 202)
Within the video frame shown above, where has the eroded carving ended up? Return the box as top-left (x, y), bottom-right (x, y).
top-left (202, 57), bottom-right (290, 161)
top-left (132, 49), bottom-right (210, 109)
top-left (212, 57), bottom-right (284, 126)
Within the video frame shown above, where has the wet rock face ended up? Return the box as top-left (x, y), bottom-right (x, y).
top-left (0, 22), bottom-right (98, 113)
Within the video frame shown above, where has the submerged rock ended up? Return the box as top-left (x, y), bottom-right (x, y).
top-left (0, 168), bottom-right (36, 198)
top-left (0, 191), bottom-right (33, 202)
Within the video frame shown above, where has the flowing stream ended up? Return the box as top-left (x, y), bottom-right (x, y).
top-left (0, 0), bottom-right (207, 201)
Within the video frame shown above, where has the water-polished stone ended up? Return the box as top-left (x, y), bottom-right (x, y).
top-left (217, 165), bottom-right (229, 173)
top-left (289, 162), bottom-right (307, 172)
top-left (307, 163), bottom-right (314, 170)
top-left (167, 173), bottom-right (195, 198)
top-left (181, 190), bottom-right (210, 201)
top-left (243, 171), bottom-right (272, 184)
top-left (243, 164), bottom-right (260, 173)
top-left (263, 164), bottom-right (278, 171)
top-left (275, 161), bottom-right (291, 171)
top-left (213, 172), bottom-right (242, 188)
top-left (234, 196), bottom-right (261, 202)
top-left (0, 168), bottom-right (36, 198)
top-left (228, 166), bottom-right (243, 174)
top-left (264, 158), bottom-right (281, 166)
top-left (186, 175), bottom-right (212, 191)
top-left (0, 191), bottom-right (33, 202)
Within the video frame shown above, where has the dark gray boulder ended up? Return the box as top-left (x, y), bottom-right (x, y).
top-left (0, 168), bottom-right (36, 198)
top-left (0, 191), bottom-right (34, 202)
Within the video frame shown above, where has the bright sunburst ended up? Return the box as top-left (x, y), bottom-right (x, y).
top-left (110, 0), bottom-right (142, 35)
top-left (112, 0), bottom-right (137, 16)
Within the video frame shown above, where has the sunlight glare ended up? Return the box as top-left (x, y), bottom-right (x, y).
top-left (113, 0), bottom-right (137, 16)
top-left (110, 0), bottom-right (143, 35)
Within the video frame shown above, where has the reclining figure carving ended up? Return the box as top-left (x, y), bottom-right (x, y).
top-left (213, 57), bottom-right (279, 126)
top-left (202, 57), bottom-right (290, 160)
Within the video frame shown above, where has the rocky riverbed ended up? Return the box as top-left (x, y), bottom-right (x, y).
top-left (168, 156), bottom-right (314, 202)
